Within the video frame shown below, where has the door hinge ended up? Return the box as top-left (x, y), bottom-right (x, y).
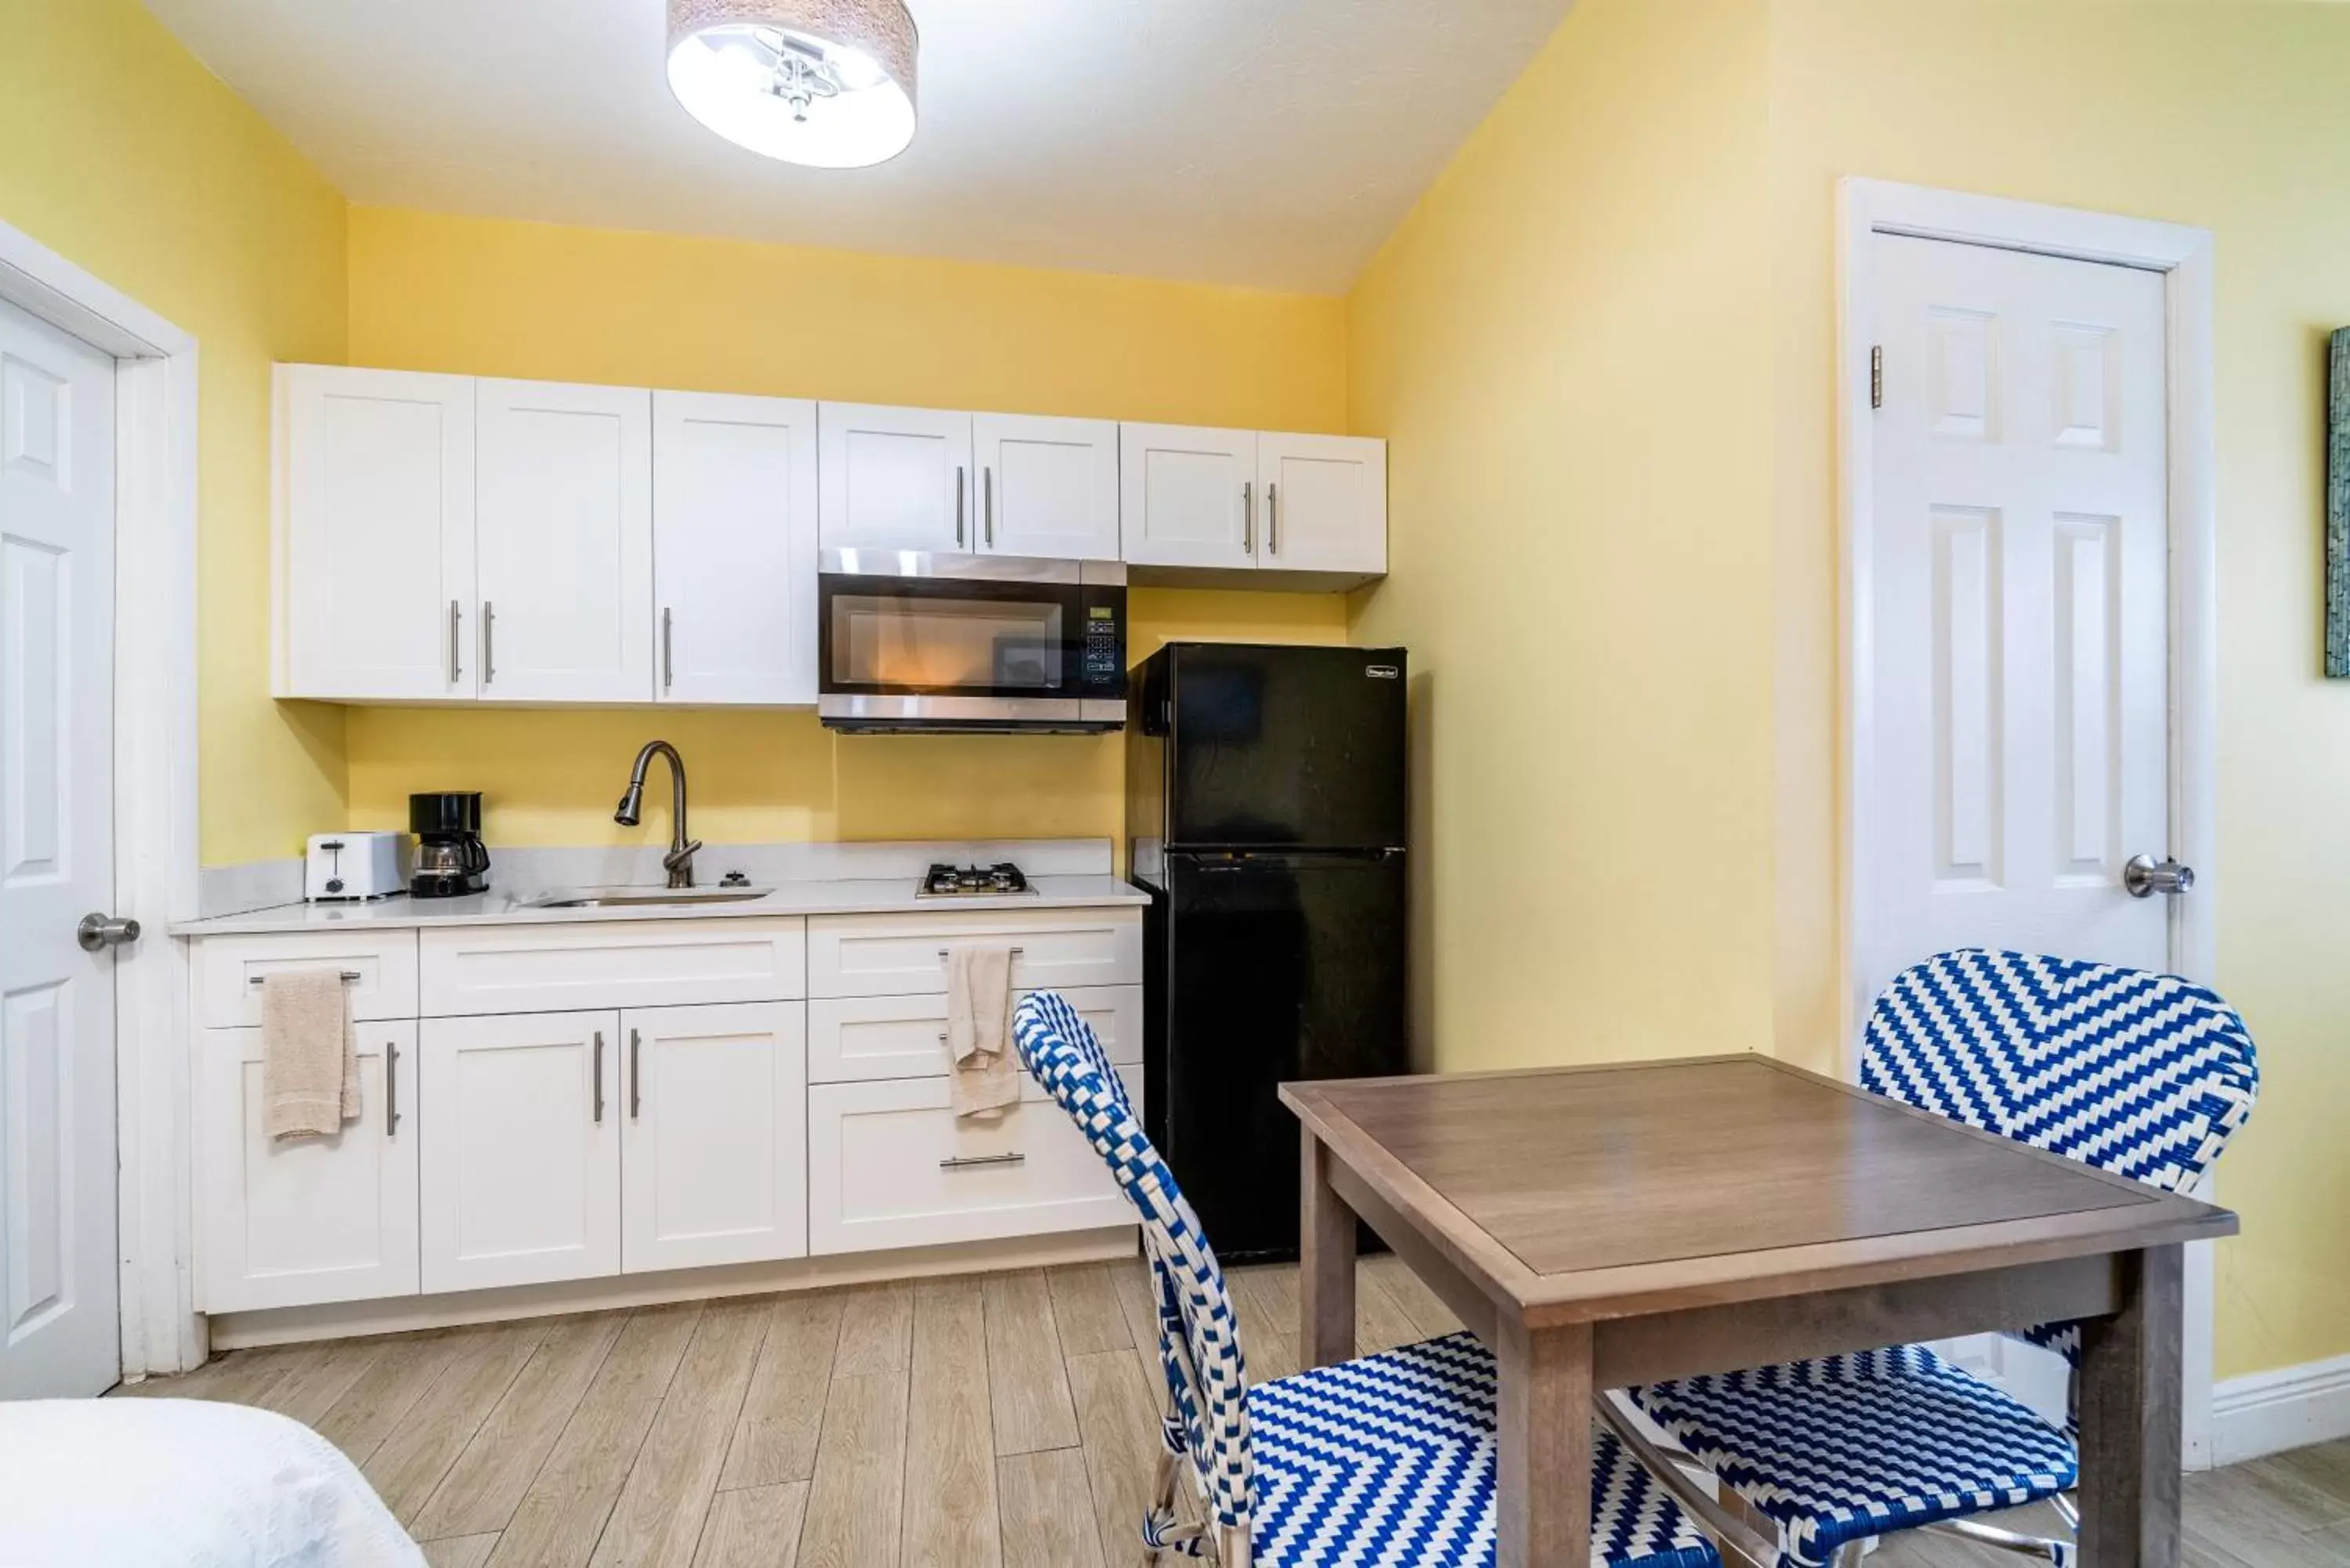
top-left (1870, 345), bottom-right (1883, 410)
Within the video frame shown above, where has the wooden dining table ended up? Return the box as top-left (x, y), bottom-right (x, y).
top-left (1281, 1053), bottom-right (2239, 1568)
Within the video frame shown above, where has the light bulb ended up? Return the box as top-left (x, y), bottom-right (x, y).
top-left (667, 6), bottom-right (917, 171)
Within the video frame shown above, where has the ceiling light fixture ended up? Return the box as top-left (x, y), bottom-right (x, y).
top-left (666, 0), bottom-right (919, 169)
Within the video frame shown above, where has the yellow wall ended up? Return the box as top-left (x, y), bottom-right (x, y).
top-left (0, 0), bottom-right (349, 865)
top-left (343, 208), bottom-right (1350, 849)
top-left (1345, 0), bottom-right (1778, 1071)
top-left (1763, 0), bottom-right (2350, 1382)
top-left (1350, 0), bottom-right (2350, 1380)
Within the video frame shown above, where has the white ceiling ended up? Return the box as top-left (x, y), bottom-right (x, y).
top-left (141, 0), bottom-right (1571, 294)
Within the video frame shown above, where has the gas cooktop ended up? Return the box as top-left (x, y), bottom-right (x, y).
top-left (917, 862), bottom-right (1037, 898)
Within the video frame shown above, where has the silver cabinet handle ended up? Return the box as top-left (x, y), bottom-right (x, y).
top-left (592, 1030), bottom-right (605, 1123)
top-left (662, 608), bottom-right (674, 692)
top-left (936, 945), bottom-right (1024, 958)
top-left (2123, 854), bottom-right (2196, 898)
top-left (956, 465), bottom-right (967, 547)
top-left (385, 1039), bottom-right (400, 1136)
top-left (481, 601), bottom-right (496, 687)
top-left (249, 970), bottom-right (359, 985)
top-left (449, 599), bottom-right (463, 683)
top-left (1242, 481), bottom-right (1254, 554)
top-left (1267, 482), bottom-right (1278, 555)
top-left (984, 465), bottom-right (995, 547)
top-left (630, 1028), bottom-right (643, 1120)
top-left (940, 1152), bottom-right (1025, 1171)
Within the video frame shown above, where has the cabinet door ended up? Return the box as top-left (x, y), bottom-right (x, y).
top-left (197, 1024), bottom-right (418, 1313)
top-left (817, 403), bottom-right (974, 552)
top-left (619, 1003), bottom-right (807, 1274)
top-left (278, 365), bottom-right (475, 699)
top-left (476, 379), bottom-right (653, 702)
top-left (1259, 433), bottom-right (1388, 576)
top-left (974, 414), bottom-right (1120, 562)
top-left (653, 392), bottom-right (820, 706)
top-left (420, 1012), bottom-right (620, 1292)
top-left (1119, 424), bottom-right (1258, 569)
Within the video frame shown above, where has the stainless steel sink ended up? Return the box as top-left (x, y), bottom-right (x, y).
top-left (517, 885), bottom-right (772, 909)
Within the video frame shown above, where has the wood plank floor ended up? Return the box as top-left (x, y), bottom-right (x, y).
top-left (112, 1258), bottom-right (2350, 1568)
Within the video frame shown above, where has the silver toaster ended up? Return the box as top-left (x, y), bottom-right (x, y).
top-left (305, 832), bottom-right (408, 901)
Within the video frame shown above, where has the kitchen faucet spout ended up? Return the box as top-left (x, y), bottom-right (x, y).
top-left (615, 740), bottom-right (700, 888)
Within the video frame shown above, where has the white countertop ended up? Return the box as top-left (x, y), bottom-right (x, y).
top-left (169, 874), bottom-right (1149, 938)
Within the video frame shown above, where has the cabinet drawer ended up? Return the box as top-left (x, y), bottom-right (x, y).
top-left (808, 984), bottom-right (1141, 1084)
top-left (807, 908), bottom-right (1141, 998)
top-left (420, 918), bottom-right (805, 1016)
top-left (808, 1068), bottom-right (1142, 1255)
top-left (198, 931), bottom-right (421, 1028)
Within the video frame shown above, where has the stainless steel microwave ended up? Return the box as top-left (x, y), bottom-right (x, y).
top-left (816, 551), bottom-right (1128, 733)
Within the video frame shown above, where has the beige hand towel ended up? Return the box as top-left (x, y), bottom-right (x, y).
top-left (262, 970), bottom-right (359, 1140)
top-left (946, 945), bottom-right (1021, 1121)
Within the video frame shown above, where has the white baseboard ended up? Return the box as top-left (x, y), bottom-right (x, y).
top-left (2211, 1350), bottom-right (2350, 1466)
top-left (199, 1225), bottom-right (1138, 1352)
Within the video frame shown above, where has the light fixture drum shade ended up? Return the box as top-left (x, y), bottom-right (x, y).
top-left (667, 0), bottom-right (919, 169)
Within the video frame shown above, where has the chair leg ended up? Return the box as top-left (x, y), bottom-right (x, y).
top-left (1139, 1447), bottom-right (1177, 1567)
top-left (1829, 1542), bottom-right (1868, 1567)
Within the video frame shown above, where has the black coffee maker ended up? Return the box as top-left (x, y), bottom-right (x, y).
top-left (410, 792), bottom-right (490, 898)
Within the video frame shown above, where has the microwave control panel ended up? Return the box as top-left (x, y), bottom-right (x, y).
top-left (1080, 588), bottom-right (1126, 692)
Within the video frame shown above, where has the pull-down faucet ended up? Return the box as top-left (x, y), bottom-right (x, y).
top-left (615, 740), bottom-right (700, 887)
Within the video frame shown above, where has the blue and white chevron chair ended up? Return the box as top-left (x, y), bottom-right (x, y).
top-left (1010, 991), bottom-right (1726, 1568)
top-left (1622, 949), bottom-right (2261, 1568)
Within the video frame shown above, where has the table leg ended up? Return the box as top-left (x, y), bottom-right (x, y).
top-left (1300, 1132), bottom-right (1355, 1368)
top-left (1496, 1314), bottom-right (1594, 1568)
top-left (2077, 1244), bottom-right (2183, 1567)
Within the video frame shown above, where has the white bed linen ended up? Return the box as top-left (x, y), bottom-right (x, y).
top-left (0, 1398), bottom-right (425, 1568)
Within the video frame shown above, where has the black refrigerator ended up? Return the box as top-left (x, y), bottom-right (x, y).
top-left (1126, 641), bottom-right (1408, 1263)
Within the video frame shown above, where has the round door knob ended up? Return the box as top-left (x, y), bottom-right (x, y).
top-left (77, 912), bottom-right (142, 952)
top-left (2123, 855), bottom-right (2195, 898)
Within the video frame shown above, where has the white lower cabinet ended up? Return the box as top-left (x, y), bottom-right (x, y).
top-left (420, 1011), bottom-right (621, 1293)
top-left (193, 903), bottom-right (1141, 1318)
top-left (197, 1023), bottom-right (419, 1313)
top-left (807, 1066), bottom-right (1143, 1255)
top-left (620, 1003), bottom-right (808, 1274)
top-left (808, 984), bottom-right (1141, 1084)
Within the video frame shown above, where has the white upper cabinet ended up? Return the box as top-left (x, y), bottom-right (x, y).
top-left (818, 403), bottom-right (974, 553)
top-left (277, 366), bottom-right (476, 700)
top-left (475, 379), bottom-right (653, 703)
top-left (653, 391), bottom-right (819, 706)
top-left (1258, 432), bottom-right (1388, 577)
top-left (974, 414), bottom-right (1120, 562)
top-left (1119, 424), bottom-right (1260, 569)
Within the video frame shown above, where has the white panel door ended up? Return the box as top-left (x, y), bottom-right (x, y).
top-left (196, 1024), bottom-right (418, 1313)
top-left (1867, 235), bottom-right (2170, 1423)
top-left (1119, 424), bottom-right (1258, 569)
top-left (1866, 234), bottom-right (2169, 990)
top-left (974, 414), bottom-right (1120, 561)
top-left (279, 366), bottom-right (476, 700)
top-left (0, 301), bottom-right (118, 1400)
top-left (653, 391), bottom-right (819, 706)
top-left (1258, 433), bottom-right (1387, 576)
top-left (420, 1011), bottom-right (620, 1292)
top-left (818, 403), bottom-right (974, 553)
top-left (475, 379), bottom-right (653, 703)
top-left (619, 1003), bottom-right (806, 1274)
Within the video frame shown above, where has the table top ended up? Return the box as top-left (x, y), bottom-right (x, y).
top-left (1282, 1053), bottom-right (2238, 1318)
